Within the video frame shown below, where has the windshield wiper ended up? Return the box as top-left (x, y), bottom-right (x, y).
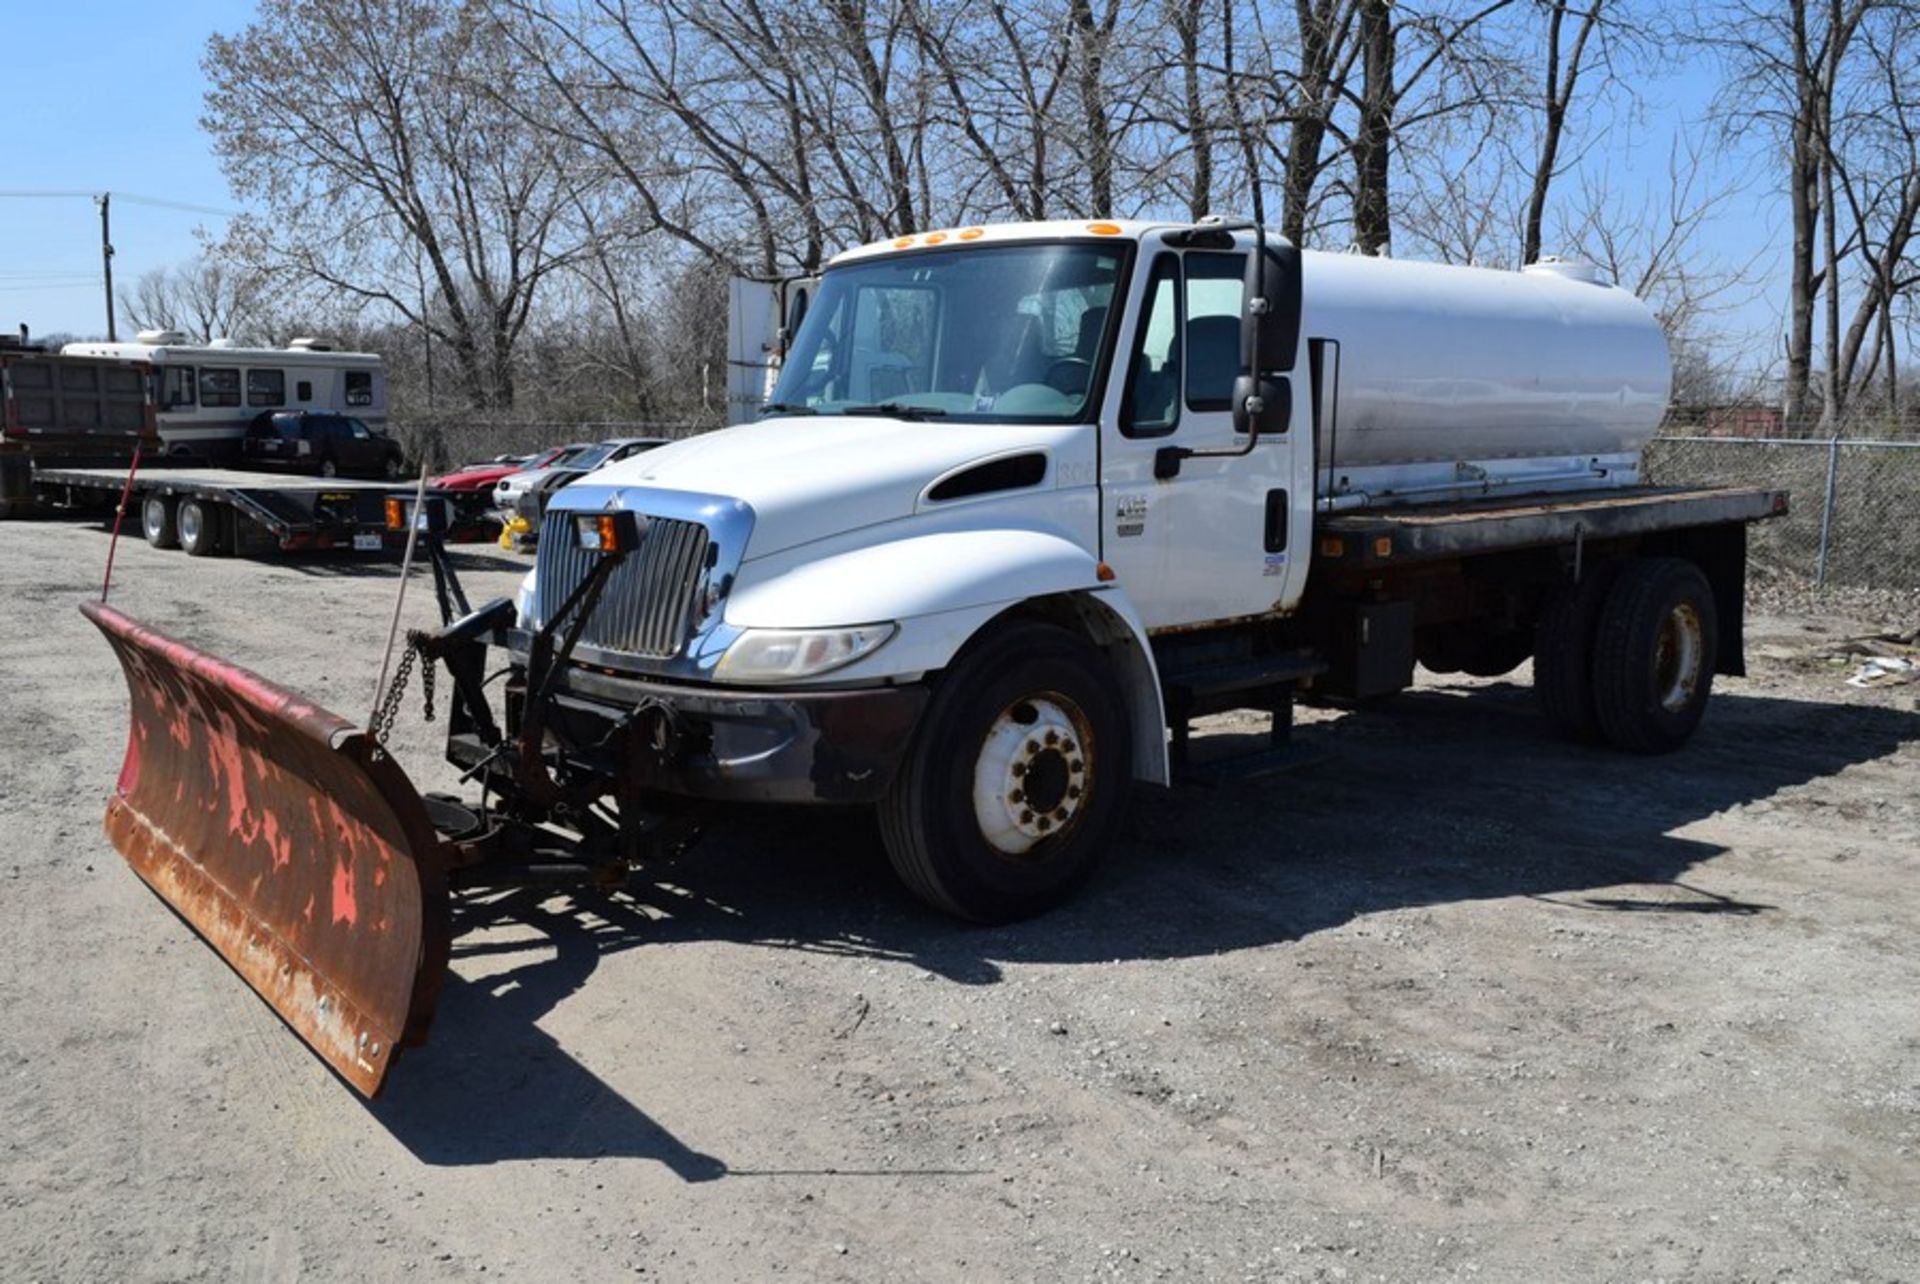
top-left (757, 401), bottom-right (818, 417)
top-left (840, 402), bottom-right (949, 421)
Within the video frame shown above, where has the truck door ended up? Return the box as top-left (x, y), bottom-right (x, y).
top-left (1098, 234), bottom-right (1314, 631)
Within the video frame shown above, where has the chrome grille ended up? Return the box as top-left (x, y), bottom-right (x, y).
top-left (535, 510), bottom-right (713, 659)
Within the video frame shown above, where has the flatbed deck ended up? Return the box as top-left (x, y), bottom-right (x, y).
top-left (1316, 484), bottom-right (1787, 568)
top-left (31, 463), bottom-right (413, 554)
top-left (34, 464), bottom-right (400, 493)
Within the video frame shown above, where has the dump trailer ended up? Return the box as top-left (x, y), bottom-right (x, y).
top-left (0, 333), bottom-right (157, 516)
top-left (82, 219), bottom-right (1785, 1095)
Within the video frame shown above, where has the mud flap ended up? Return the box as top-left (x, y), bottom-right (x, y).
top-left (81, 602), bottom-right (450, 1097)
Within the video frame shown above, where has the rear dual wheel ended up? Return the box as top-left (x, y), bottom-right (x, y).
top-left (1591, 558), bottom-right (1716, 753)
top-left (142, 495), bottom-right (178, 549)
top-left (178, 498), bottom-right (229, 557)
top-left (879, 621), bottom-right (1131, 923)
top-left (1536, 557), bottom-right (1715, 753)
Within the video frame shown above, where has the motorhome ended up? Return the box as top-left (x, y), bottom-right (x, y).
top-left (60, 331), bottom-right (385, 460)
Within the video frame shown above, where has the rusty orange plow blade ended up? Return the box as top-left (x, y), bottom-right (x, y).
top-left (81, 602), bottom-right (450, 1097)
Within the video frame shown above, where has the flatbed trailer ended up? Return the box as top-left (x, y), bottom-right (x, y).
top-left (30, 463), bottom-right (419, 556)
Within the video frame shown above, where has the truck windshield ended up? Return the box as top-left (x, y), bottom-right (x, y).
top-left (765, 242), bottom-right (1128, 424)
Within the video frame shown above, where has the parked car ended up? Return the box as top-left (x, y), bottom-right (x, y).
top-left (242, 411), bottom-right (406, 478)
top-left (431, 446), bottom-right (572, 493)
top-left (491, 437), bottom-right (667, 513)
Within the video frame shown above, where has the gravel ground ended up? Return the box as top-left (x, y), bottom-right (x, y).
top-left (2, 512), bottom-right (1917, 1283)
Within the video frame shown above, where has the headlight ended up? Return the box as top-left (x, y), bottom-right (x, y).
top-left (714, 624), bottom-right (897, 682)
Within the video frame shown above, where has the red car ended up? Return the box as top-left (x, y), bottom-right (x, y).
top-left (431, 445), bottom-right (578, 492)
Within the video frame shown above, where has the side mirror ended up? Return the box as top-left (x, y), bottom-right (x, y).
top-left (1240, 241), bottom-right (1302, 376)
top-left (1231, 374), bottom-right (1292, 436)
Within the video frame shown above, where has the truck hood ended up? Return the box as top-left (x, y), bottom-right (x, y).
top-left (577, 416), bottom-right (1083, 558)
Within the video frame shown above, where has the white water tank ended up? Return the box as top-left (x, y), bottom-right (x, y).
top-left (135, 329), bottom-right (190, 346)
top-left (1300, 250), bottom-right (1671, 477)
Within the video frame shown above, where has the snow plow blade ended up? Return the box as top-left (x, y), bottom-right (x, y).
top-left (81, 601), bottom-right (450, 1098)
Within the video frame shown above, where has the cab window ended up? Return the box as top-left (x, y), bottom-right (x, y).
top-left (1184, 252), bottom-right (1246, 412)
top-left (1120, 253), bottom-right (1181, 438)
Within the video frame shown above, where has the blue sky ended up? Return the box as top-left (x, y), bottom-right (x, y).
top-left (1, 0), bottom-right (251, 339)
top-left (1, 1), bottom-right (1785, 369)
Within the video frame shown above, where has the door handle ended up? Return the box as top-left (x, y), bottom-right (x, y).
top-left (1264, 490), bottom-right (1289, 553)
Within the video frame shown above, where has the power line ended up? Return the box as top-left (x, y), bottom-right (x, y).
top-left (0, 190), bottom-right (244, 217)
top-left (113, 192), bottom-right (245, 218)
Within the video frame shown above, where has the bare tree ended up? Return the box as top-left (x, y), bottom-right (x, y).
top-left (117, 257), bottom-right (275, 344)
top-left (204, 0), bottom-right (602, 407)
top-left (1711, 0), bottom-right (1876, 429)
top-left (1519, 0), bottom-right (1604, 266)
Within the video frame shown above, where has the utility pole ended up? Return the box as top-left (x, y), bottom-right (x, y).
top-left (96, 192), bottom-right (116, 341)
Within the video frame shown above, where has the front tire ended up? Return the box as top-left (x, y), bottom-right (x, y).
top-left (879, 621), bottom-right (1131, 923)
top-left (318, 456), bottom-right (339, 478)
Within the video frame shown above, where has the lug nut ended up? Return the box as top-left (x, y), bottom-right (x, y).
top-left (1045, 730), bottom-right (1059, 746)
top-left (1067, 785), bottom-right (1082, 799)
top-left (1069, 759), bottom-right (1084, 773)
top-left (1008, 790), bottom-right (1024, 804)
top-left (1020, 810), bottom-right (1034, 824)
top-left (1036, 817), bottom-right (1051, 831)
top-left (1053, 808), bottom-right (1068, 821)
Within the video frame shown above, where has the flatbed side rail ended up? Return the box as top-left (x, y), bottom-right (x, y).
top-left (1314, 485), bottom-right (1787, 569)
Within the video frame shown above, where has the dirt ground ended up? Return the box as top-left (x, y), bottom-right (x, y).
top-left (2, 512), bottom-right (1917, 1284)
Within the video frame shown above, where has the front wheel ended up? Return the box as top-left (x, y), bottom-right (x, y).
top-left (383, 453), bottom-right (405, 480)
top-left (879, 621), bottom-right (1131, 923)
top-left (318, 456), bottom-right (339, 478)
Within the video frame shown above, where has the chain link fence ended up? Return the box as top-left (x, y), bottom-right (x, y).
top-left (388, 418), bottom-right (712, 473)
top-left (1644, 435), bottom-right (1920, 590)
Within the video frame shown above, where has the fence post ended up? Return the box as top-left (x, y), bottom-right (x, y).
top-left (1815, 436), bottom-right (1841, 590)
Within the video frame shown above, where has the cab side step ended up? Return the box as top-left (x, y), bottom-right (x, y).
top-left (1157, 651), bottom-right (1331, 786)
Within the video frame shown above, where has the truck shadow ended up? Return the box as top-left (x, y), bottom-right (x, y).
top-left (372, 685), bottom-right (1917, 1168)
top-left (649, 686), bottom-right (1916, 980)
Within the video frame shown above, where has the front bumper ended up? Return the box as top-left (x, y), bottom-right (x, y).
top-left (533, 664), bottom-right (930, 805)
